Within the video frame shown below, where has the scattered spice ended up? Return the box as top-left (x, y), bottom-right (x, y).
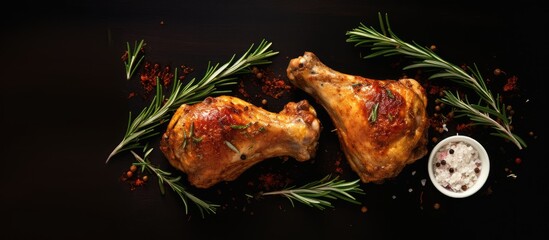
top-left (503, 75), bottom-right (519, 92)
top-left (456, 123), bottom-right (474, 133)
top-left (120, 164), bottom-right (149, 191)
top-left (493, 68), bottom-right (505, 76)
top-left (334, 154), bottom-right (344, 174)
top-left (124, 57), bottom-right (194, 99)
top-left (238, 66), bottom-right (293, 100)
top-left (138, 63), bottom-right (194, 96)
top-left (256, 173), bottom-right (292, 191)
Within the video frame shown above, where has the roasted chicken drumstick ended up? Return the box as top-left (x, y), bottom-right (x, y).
top-left (287, 52), bottom-right (429, 183)
top-left (160, 95), bottom-right (321, 188)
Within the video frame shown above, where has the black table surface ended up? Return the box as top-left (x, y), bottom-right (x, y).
top-left (2, 0), bottom-right (547, 239)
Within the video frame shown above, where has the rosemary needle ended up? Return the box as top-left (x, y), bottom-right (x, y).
top-left (107, 39), bottom-right (278, 163)
top-left (345, 13), bottom-right (526, 149)
top-left (257, 175), bottom-right (364, 210)
top-left (130, 147), bottom-right (219, 218)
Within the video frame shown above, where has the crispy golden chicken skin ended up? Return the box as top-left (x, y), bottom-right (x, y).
top-left (287, 52), bottom-right (429, 183)
top-left (160, 95), bottom-right (321, 188)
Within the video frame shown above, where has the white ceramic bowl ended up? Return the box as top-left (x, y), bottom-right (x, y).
top-left (428, 135), bottom-right (490, 198)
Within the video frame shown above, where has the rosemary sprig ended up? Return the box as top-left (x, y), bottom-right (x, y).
top-left (106, 39), bottom-right (279, 163)
top-left (124, 39), bottom-right (145, 80)
top-left (130, 147), bottom-right (219, 218)
top-left (256, 175), bottom-right (364, 210)
top-left (345, 13), bottom-right (526, 149)
top-left (441, 91), bottom-right (520, 144)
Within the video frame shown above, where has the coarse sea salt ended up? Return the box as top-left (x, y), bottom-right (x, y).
top-left (432, 141), bottom-right (482, 192)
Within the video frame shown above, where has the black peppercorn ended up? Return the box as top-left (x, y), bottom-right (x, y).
top-left (449, 168), bottom-right (454, 173)
top-left (449, 149), bottom-right (454, 154)
top-left (240, 154), bottom-right (247, 160)
top-left (441, 160), bottom-right (446, 165)
top-left (474, 167), bottom-right (480, 173)
top-left (461, 185), bottom-right (468, 191)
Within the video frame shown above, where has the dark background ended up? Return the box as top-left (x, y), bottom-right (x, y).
top-left (1, 0), bottom-right (547, 239)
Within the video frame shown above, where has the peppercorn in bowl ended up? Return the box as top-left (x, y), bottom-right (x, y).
top-left (428, 135), bottom-right (490, 198)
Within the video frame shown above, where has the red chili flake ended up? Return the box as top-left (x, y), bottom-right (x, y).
top-left (258, 173), bottom-right (291, 191)
top-left (334, 154), bottom-right (344, 174)
top-left (503, 75), bottom-right (519, 92)
top-left (121, 51), bottom-right (129, 62)
top-left (134, 178), bottom-right (145, 187)
top-left (456, 123), bottom-right (473, 132)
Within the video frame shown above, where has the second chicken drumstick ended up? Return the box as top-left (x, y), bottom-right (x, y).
top-left (287, 51), bottom-right (429, 184)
